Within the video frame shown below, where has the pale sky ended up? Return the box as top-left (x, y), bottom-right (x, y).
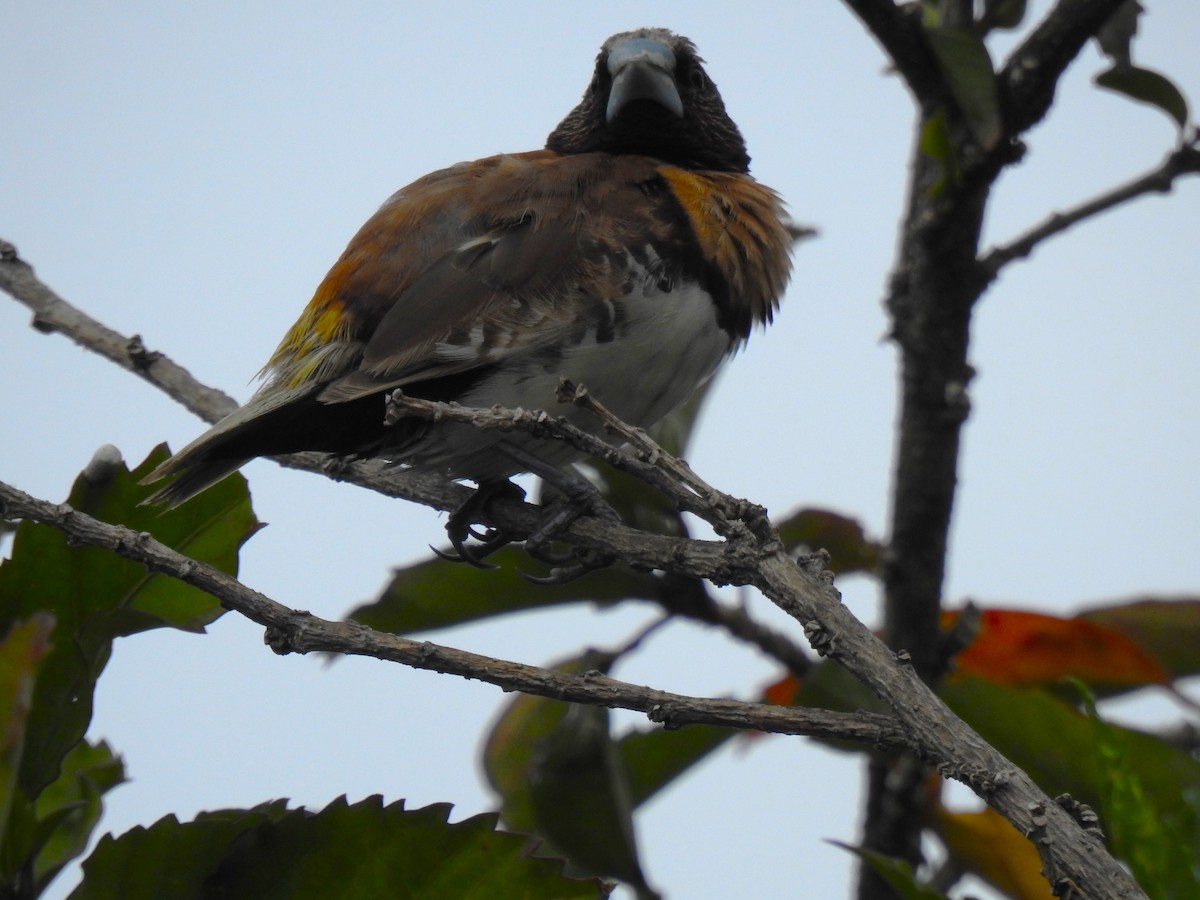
top-left (4, 3), bottom-right (1199, 898)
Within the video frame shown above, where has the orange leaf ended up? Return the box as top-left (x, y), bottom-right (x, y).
top-left (762, 673), bottom-right (801, 707)
top-left (943, 608), bottom-right (1169, 687)
top-left (931, 802), bottom-right (1054, 900)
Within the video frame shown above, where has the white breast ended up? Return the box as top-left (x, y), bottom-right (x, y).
top-left (408, 282), bottom-right (732, 480)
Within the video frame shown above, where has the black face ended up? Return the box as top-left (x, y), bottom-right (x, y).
top-left (545, 29), bottom-right (752, 173)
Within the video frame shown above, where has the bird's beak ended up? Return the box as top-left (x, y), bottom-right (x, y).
top-left (605, 38), bottom-right (684, 122)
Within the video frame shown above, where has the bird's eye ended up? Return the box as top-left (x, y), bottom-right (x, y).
top-left (687, 65), bottom-right (706, 89)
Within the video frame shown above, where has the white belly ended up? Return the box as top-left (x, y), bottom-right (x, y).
top-left (410, 283), bottom-right (732, 480)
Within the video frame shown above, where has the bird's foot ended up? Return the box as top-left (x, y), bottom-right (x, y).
top-left (435, 449), bottom-right (621, 582)
top-left (517, 467), bottom-right (620, 585)
top-left (433, 479), bottom-right (527, 569)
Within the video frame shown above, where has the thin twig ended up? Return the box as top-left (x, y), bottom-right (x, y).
top-left (980, 132), bottom-right (1200, 278)
top-left (386, 386), bottom-right (775, 547)
top-left (839, 0), bottom-right (944, 107)
top-left (0, 239), bottom-right (474, 518)
top-left (0, 239), bottom-right (237, 424)
top-left (1000, 0), bottom-right (1129, 135)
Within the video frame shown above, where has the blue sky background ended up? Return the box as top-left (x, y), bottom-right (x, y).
top-left (4, 3), bottom-right (1199, 898)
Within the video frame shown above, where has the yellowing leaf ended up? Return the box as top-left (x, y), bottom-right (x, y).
top-left (931, 802), bottom-right (1054, 900)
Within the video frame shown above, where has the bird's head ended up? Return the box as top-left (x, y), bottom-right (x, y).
top-left (546, 28), bottom-right (751, 173)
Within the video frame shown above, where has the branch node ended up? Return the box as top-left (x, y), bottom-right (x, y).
top-left (264, 625), bottom-right (295, 655)
top-left (803, 620), bottom-right (835, 657)
top-left (126, 334), bottom-right (163, 370)
top-left (647, 701), bottom-right (686, 730)
top-left (1054, 794), bottom-right (1105, 841)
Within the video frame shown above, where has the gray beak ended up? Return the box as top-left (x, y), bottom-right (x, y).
top-left (605, 38), bottom-right (683, 122)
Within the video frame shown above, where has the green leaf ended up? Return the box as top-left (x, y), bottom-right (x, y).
top-left (1095, 65), bottom-right (1190, 129)
top-left (978, 0), bottom-right (1028, 32)
top-left (71, 800), bottom-right (289, 899)
top-left (484, 653), bottom-right (714, 827)
top-left (0, 445), bottom-right (259, 797)
top-left (1078, 597), bottom-right (1200, 680)
top-left (527, 702), bottom-right (653, 893)
top-left (484, 666), bottom-right (574, 835)
top-left (0, 615), bottom-right (55, 859)
top-left (31, 740), bottom-right (125, 894)
top-left (1094, 0), bottom-right (1142, 68)
top-left (350, 553), bottom-right (656, 635)
top-left (924, 25), bottom-right (1003, 148)
top-left (830, 841), bottom-right (949, 899)
top-left (1081, 692), bottom-right (1200, 898)
top-left (618, 723), bottom-right (734, 808)
top-left (483, 653), bottom-right (657, 894)
top-left (919, 109), bottom-right (959, 195)
top-left (0, 793), bottom-right (35, 891)
top-left (0, 615), bottom-right (55, 895)
top-left (942, 676), bottom-right (1200, 818)
top-left (73, 796), bottom-right (605, 900)
top-left (775, 508), bottom-right (882, 577)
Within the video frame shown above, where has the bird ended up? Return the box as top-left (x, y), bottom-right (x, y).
top-left (143, 28), bottom-right (793, 558)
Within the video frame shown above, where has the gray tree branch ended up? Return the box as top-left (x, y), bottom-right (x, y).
top-left (980, 130), bottom-right (1200, 278)
top-left (839, 2), bottom-right (1163, 896)
top-left (0, 477), bottom-right (894, 746)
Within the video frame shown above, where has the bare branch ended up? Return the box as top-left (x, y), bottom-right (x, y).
top-left (647, 572), bottom-right (814, 678)
top-left (1000, 0), bottom-right (1128, 134)
top-left (838, 0), bottom-right (943, 108)
top-left (0, 476), bottom-right (888, 745)
top-left (980, 131), bottom-right (1200, 278)
top-left (0, 239), bottom-right (237, 423)
top-left (0, 239), bottom-right (475, 519)
top-left (387, 385), bottom-right (773, 545)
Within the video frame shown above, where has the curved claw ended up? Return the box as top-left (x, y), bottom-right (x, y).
top-left (519, 544), bottom-right (614, 584)
top-left (523, 540), bottom-right (579, 566)
top-left (430, 543), bottom-right (499, 570)
top-left (467, 524), bottom-right (495, 542)
top-left (439, 523), bottom-right (513, 569)
top-left (432, 478), bottom-right (530, 567)
top-left (520, 563), bottom-right (592, 585)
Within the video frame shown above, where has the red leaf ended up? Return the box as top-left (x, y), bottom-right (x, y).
top-left (762, 673), bottom-right (802, 707)
top-left (944, 608), bottom-right (1169, 687)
